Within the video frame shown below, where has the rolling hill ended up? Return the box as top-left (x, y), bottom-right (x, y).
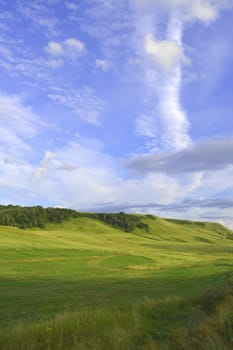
top-left (0, 207), bottom-right (233, 349)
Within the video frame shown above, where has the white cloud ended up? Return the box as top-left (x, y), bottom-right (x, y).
top-left (45, 41), bottom-right (64, 56)
top-left (144, 33), bottom-right (190, 73)
top-left (187, 0), bottom-right (218, 22)
top-left (95, 59), bottom-right (110, 71)
top-left (64, 38), bottom-right (85, 54)
top-left (45, 38), bottom-right (85, 60)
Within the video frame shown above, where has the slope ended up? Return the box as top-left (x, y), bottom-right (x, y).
top-left (0, 215), bottom-right (233, 329)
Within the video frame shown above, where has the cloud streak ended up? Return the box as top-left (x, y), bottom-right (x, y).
top-left (126, 139), bottom-right (233, 174)
top-left (86, 198), bottom-right (233, 213)
top-left (144, 15), bottom-right (191, 151)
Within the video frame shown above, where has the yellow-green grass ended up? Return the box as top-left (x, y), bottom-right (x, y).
top-left (0, 215), bottom-right (233, 331)
top-left (1, 289), bottom-right (233, 349)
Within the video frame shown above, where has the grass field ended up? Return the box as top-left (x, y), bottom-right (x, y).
top-left (0, 215), bottom-right (233, 349)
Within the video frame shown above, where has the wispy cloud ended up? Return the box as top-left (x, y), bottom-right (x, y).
top-left (33, 150), bottom-right (77, 179)
top-left (17, 0), bottom-right (59, 36)
top-left (48, 86), bottom-right (106, 125)
top-left (132, 0), bottom-right (232, 152)
top-left (135, 113), bottom-right (158, 151)
top-left (0, 94), bottom-right (41, 137)
top-left (133, 11), bottom-right (192, 151)
top-left (0, 93), bottom-right (53, 202)
top-left (0, 93), bottom-right (46, 154)
top-left (79, 1), bottom-right (133, 61)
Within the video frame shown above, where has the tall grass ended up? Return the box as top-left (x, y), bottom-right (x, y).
top-left (0, 288), bottom-right (232, 350)
top-left (174, 293), bottom-right (233, 349)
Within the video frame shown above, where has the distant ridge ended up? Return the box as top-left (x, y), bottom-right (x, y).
top-left (0, 204), bottom-right (232, 239)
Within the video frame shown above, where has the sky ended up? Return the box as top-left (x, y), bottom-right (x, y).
top-left (0, 0), bottom-right (233, 228)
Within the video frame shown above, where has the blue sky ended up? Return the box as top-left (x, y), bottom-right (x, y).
top-left (0, 0), bottom-right (233, 228)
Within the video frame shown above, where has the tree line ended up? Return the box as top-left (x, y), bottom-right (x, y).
top-left (0, 205), bottom-right (78, 229)
top-left (83, 212), bottom-right (149, 232)
top-left (0, 205), bottom-right (149, 232)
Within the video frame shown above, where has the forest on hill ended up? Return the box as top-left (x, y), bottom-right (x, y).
top-left (0, 204), bottom-right (149, 232)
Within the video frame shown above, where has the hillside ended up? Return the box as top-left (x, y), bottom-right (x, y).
top-left (0, 208), bottom-right (233, 349)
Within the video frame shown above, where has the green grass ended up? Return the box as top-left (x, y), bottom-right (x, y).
top-left (0, 215), bottom-right (233, 348)
top-left (1, 289), bottom-right (233, 349)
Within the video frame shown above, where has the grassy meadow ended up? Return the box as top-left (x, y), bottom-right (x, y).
top-left (0, 214), bottom-right (233, 349)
